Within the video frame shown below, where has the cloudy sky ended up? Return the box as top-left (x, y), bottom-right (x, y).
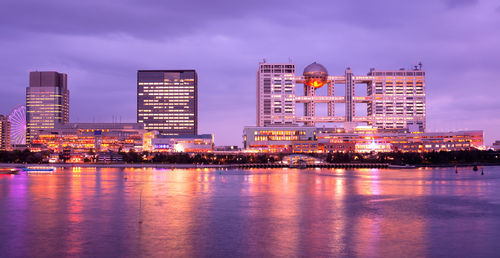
top-left (0, 0), bottom-right (499, 146)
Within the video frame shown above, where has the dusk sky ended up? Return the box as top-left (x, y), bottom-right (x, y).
top-left (1, 0), bottom-right (499, 146)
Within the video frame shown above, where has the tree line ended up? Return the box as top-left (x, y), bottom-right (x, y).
top-left (0, 149), bottom-right (498, 165)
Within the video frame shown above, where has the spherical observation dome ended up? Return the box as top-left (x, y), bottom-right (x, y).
top-left (303, 62), bottom-right (328, 88)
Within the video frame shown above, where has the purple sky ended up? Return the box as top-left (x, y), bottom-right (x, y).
top-left (1, 0), bottom-right (499, 146)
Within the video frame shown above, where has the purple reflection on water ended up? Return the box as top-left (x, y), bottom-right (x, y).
top-left (0, 167), bottom-right (499, 257)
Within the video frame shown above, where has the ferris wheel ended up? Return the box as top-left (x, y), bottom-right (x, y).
top-left (8, 105), bottom-right (26, 145)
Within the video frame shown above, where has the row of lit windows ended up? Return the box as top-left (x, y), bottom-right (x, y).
top-left (254, 136), bottom-right (299, 141)
top-left (138, 82), bottom-right (193, 85)
top-left (145, 126), bottom-right (194, 130)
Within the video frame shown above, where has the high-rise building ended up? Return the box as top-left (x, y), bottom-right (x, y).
top-left (0, 115), bottom-right (11, 150)
top-left (137, 70), bottom-right (197, 135)
top-left (256, 61), bottom-right (426, 132)
top-left (367, 67), bottom-right (426, 131)
top-left (256, 62), bottom-right (296, 126)
top-left (26, 71), bottom-right (69, 144)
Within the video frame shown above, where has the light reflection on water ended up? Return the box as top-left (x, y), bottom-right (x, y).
top-left (1, 166), bottom-right (500, 257)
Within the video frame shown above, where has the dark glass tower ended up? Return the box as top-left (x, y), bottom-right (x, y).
top-left (26, 71), bottom-right (69, 144)
top-left (137, 70), bottom-right (198, 135)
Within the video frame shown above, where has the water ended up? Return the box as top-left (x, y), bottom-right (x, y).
top-left (1, 166), bottom-right (500, 257)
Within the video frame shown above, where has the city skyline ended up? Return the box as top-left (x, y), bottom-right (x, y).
top-left (1, 0), bottom-right (499, 146)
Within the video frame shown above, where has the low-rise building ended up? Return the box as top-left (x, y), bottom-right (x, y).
top-left (492, 141), bottom-right (500, 151)
top-left (243, 126), bottom-right (483, 153)
top-left (32, 123), bottom-right (145, 153)
top-left (243, 126), bottom-right (316, 152)
top-left (143, 132), bottom-right (214, 152)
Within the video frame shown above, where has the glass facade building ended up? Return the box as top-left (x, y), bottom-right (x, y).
top-left (26, 71), bottom-right (69, 144)
top-left (137, 70), bottom-right (197, 135)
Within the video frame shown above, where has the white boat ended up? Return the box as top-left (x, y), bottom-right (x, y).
top-left (388, 164), bottom-right (416, 169)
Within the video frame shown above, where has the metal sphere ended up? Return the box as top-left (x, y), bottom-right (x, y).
top-left (303, 62), bottom-right (328, 88)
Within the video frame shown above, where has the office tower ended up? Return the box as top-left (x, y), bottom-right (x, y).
top-left (367, 67), bottom-right (426, 131)
top-left (137, 70), bottom-right (197, 135)
top-left (256, 61), bottom-right (426, 132)
top-left (26, 71), bottom-right (69, 144)
top-left (0, 115), bottom-right (11, 150)
top-left (256, 62), bottom-right (296, 126)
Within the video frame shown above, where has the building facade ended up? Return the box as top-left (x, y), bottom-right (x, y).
top-left (243, 126), bottom-right (316, 152)
top-left (256, 63), bottom-right (296, 126)
top-left (137, 70), bottom-right (197, 135)
top-left (26, 71), bottom-right (69, 144)
top-left (32, 123), bottom-right (145, 153)
top-left (367, 67), bottom-right (426, 131)
top-left (143, 133), bottom-right (214, 152)
top-left (256, 61), bottom-right (426, 132)
top-left (0, 115), bottom-right (11, 151)
top-left (243, 126), bottom-right (483, 153)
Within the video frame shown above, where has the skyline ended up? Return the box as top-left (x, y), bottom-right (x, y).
top-left (1, 0), bottom-right (499, 146)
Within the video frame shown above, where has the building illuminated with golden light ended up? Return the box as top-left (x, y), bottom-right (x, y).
top-left (32, 123), bottom-right (145, 153)
top-left (143, 132), bottom-right (214, 152)
top-left (243, 126), bottom-right (483, 153)
top-left (137, 70), bottom-right (197, 135)
top-left (26, 71), bottom-right (69, 144)
top-left (0, 115), bottom-right (11, 151)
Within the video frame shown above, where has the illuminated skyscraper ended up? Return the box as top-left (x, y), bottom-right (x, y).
top-left (256, 61), bottom-right (426, 132)
top-left (256, 62), bottom-right (296, 126)
top-left (137, 70), bottom-right (197, 135)
top-left (0, 115), bottom-right (11, 150)
top-left (26, 71), bottom-right (69, 144)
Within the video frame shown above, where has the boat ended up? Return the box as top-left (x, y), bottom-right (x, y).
top-left (22, 166), bottom-right (56, 173)
top-left (388, 164), bottom-right (416, 169)
top-left (289, 159), bottom-right (307, 169)
top-left (0, 168), bottom-right (20, 174)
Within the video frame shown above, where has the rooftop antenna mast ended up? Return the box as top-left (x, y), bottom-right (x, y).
top-left (418, 61), bottom-right (423, 70)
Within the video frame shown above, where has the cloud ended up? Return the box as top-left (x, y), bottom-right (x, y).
top-left (442, 0), bottom-right (478, 9)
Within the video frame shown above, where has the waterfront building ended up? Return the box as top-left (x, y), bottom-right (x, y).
top-left (137, 70), bottom-right (197, 135)
top-left (26, 71), bottom-right (69, 144)
top-left (492, 141), bottom-right (500, 151)
top-left (143, 132), bottom-right (214, 152)
top-left (256, 62), bottom-right (296, 126)
top-left (256, 61), bottom-right (426, 132)
top-left (243, 126), bottom-right (316, 152)
top-left (0, 115), bottom-right (11, 151)
top-left (32, 123), bottom-right (145, 153)
top-left (214, 145), bottom-right (240, 152)
top-left (243, 126), bottom-right (483, 153)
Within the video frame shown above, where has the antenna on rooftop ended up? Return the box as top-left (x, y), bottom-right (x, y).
top-left (418, 62), bottom-right (423, 70)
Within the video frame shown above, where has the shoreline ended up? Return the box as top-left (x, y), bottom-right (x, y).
top-left (1, 162), bottom-right (499, 169)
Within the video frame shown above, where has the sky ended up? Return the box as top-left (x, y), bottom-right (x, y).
top-left (0, 0), bottom-right (499, 146)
